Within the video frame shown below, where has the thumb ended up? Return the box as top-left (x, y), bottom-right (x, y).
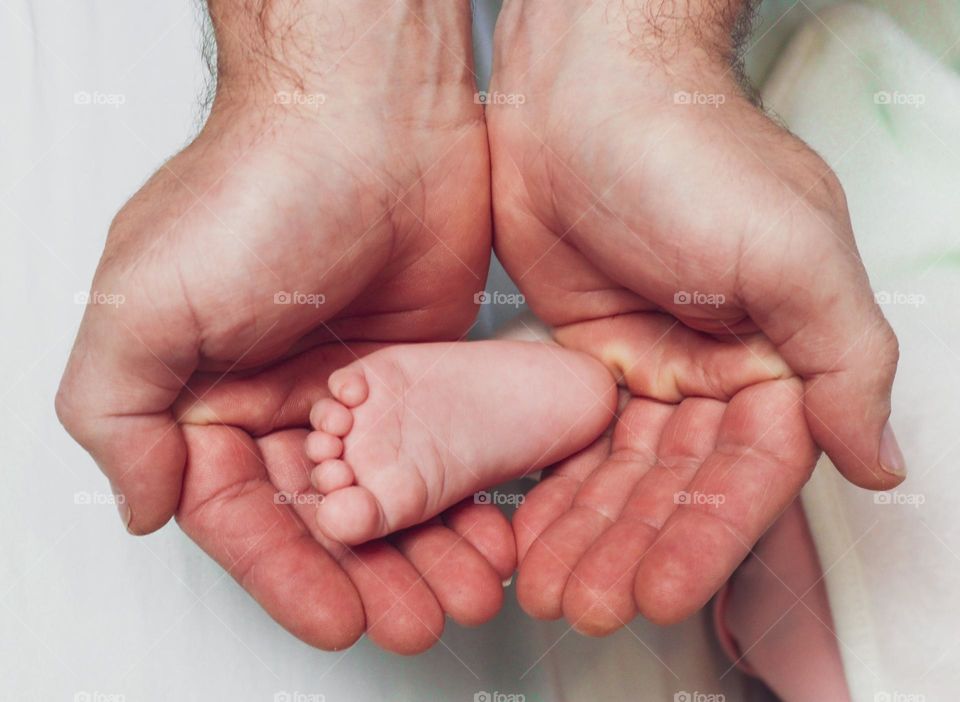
top-left (57, 282), bottom-right (197, 534)
top-left (173, 342), bottom-right (386, 434)
top-left (744, 209), bottom-right (903, 490)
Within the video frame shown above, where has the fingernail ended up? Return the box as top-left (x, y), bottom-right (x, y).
top-left (879, 422), bottom-right (907, 478)
top-left (111, 484), bottom-right (133, 531)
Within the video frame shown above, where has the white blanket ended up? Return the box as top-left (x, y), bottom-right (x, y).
top-left (9, 1), bottom-right (950, 699)
top-left (0, 1), bottom-right (744, 700)
top-left (763, 4), bottom-right (960, 700)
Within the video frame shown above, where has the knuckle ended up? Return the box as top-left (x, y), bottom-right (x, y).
top-left (812, 168), bottom-right (849, 214)
top-left (54, 382), bottom-right (88, 442)
top-left (874, 317), bottom-right (900, 372)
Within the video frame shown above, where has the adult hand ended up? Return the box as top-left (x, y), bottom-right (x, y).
top-left (487, 0), bottom-right (902, 630)
top-left (56, 0), bottom-right (506, 651)
top-left (175, 347), bottom-right (515, 653)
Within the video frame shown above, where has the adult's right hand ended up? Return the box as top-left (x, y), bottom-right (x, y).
top-left (487, 0), bottom-right (902, 631)
top-left (55, 0), bottom-right (504, 652)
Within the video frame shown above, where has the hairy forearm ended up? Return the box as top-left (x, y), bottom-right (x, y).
top-left (513, 0), bottom-right (757, 63)
top-left (621, 0), bottom-right (754, 49)
top-left (204, 0), bottom-right (475, 97)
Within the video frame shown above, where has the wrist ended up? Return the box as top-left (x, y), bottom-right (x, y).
top-left (509, 0), bottom-right (753, 68)
top-left (206, 0), bottom-right (476, 110)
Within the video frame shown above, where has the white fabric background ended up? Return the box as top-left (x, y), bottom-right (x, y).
top-left (0, 2), bottom-right (750, 701)
top-left (8, 1), bottom-right (956, 700)
top-left (761, 5), bottom-right (960, 700)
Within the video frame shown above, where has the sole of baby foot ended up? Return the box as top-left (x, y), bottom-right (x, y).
top-left (306, 341), bottom-right (618, 545)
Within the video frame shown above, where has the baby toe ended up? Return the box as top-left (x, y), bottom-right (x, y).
top-left (309, 398), bottom-right (354, 436)
top-left (305, 431), bottom-right (344, 463)
top-left (316, 485), bottom-right (386, 545)
top-left (328, 367), bottom-right (369, 408)
top-left (311, 459), bottom-right (355, 493)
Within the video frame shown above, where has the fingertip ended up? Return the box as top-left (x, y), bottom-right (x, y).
top-left (515, 560), bottom-right (566, 621)
top-left (632, 514), bottom-right (747, 627)
top-left (807, 402), bottom-right (906, 491)
top-left (563, 578), bottom-right (629, 637)
top-left (341, 543), bottom-right (444, 654)
top-left (442, 501), bottom-right (517, 580)
top-left (394, 522), bottom-right (506, 628)
top-left (878, 421), bottom-right (907, 480)
top-left (106, 419), bottom-right (186, 536)
top-left (633, 558), bottom-right (705, 627)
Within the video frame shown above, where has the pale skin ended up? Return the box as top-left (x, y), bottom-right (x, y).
top-left (304, 340), bottom-right (618, 545)
top-left (56, 0), bottom-right (903, 653)
top-left (486, 0), bottom-right (904, 633)
top-left (57, 0), bottom-right (507, 654)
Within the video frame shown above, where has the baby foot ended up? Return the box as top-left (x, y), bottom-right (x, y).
top-left (305, 340), bottom-right (617, 545)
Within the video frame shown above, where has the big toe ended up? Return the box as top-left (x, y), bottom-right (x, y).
top-left (316, 485), bottom-right (387, 545)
